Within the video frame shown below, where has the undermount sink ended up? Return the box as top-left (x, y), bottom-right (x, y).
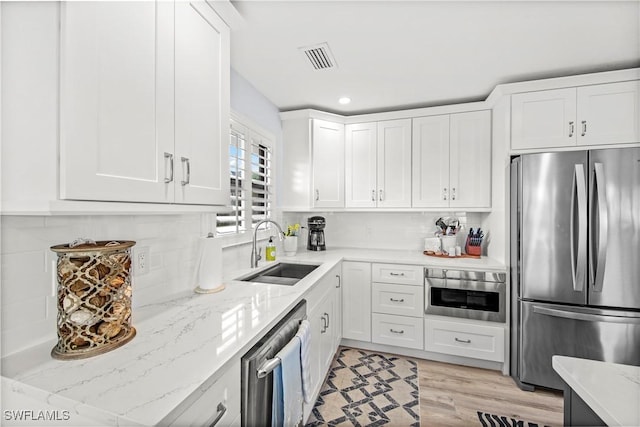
top-left (236, 262), bottom-right (320, 286)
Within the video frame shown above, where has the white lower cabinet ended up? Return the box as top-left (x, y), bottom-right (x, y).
top-left (168, 359), bottom-right (240, 426)
top-left (304, 264), bottom-right (342, 421)
top-left (341, 261), bottom-right (372, 341)
top-left (372, 282), bottom-right (423, 318)
top-left (372, 313), bottom-right (423, 350)
top-left (424, 317), bottom-right (505, 362)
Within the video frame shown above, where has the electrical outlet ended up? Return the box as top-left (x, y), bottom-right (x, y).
top-left (135, 246), bottom-right (150, 276)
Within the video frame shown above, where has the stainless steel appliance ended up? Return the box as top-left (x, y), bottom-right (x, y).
top-left (425, 268), bottom-right (506, 323)
top-left (307, 216), bottom-right (326, 251)
top-left (510, 148), bottom-right (640, 391)
top-left (241, 300), bottom-right (306, 426)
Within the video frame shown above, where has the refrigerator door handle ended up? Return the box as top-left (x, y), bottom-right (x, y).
top-left (534, 305), bottom-right (640, 324)
top-left (590, 162), bottom-right (608, 292)
top-left (570, 164), bottom-right (587, 292)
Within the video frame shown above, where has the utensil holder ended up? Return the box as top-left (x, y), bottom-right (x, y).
top-left (50, 240), bottom-right (136, 360)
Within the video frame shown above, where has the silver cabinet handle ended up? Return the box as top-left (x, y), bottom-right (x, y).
top-left (569, 121), bottom-right (575, 137)
top-left (181, 157), bottom-right (190, 186)
top-left (581, 120), bottom-right (587, 136)
top-left (389, 272), bottom-right (405, 277)
top-left (570, 164), bottom-right (587, 292)
top-left (452, 187), bottom-right (456, 201)
top-left (389, 298), bottom-right (405, 303)
top-left (443, 187), bottom-right (448, 201)
top-left (590, 163), bottom-right (608, 292)
top-left (455, 337), bottom-right (471, 344)
top-left (324, 312), bottom-right (329, 328)
top-left (335, 274), bottom-right (341, 288)
top-left (164, 152), bottom-right (174, 183)
top-left (320, 315), bottom-right (327, 333)
top-left (371, 190), bottom-right (375, 202)
top-left (208, 402), bottom-right (227, 427)
top-left (390, 329), bottom-right (404, 334)
top-left (379, 189), bottom-right (383, 201)
top-left (315, 189), bottom-right (320, 201)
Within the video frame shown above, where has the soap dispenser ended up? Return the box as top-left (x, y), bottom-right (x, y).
top-left (265, 237), bottom-right (276, 261)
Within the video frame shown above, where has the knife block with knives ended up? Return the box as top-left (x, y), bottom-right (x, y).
top-left (465, 228), bottom-right (484, 256)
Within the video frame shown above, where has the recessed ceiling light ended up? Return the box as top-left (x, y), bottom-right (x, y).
top-left (338, 97), bottom-right (351, 105)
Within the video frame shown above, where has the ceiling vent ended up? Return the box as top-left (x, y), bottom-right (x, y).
top-left (299, 42), bottom-right (337, 70)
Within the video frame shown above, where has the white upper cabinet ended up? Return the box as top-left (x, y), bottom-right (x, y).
top-left (511, 81), bottom-right (639, 150)
top-left (511, 88), bottom-right (577, 150)
top-left (312, 120), bottom-right (345, 208)
top-left (60, 1), bottom-right (230, 205)
top-left (450, 111), bottom-right (492, 208)
top-left (577, 81), bottom-right (639, 146)
top-left (174, 1), bottom-right (230, 205)
top-left (345, 122), bottom-right (377, 208)
top-left (413, 111), bottom-right (491, 209)
top-left (377, 120), bottom-right (412, 208)
top-left (345, 119), bottom-right (411, 208)
top-left (412, 115), bottom-right (450, 208)
top-left (60, 2), bottom-right (174, 203)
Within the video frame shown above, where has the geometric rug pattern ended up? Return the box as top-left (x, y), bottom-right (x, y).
top-left (305, 347), bottom-right (420, 426)
top-left (477, 411), bottom-right (551, 427)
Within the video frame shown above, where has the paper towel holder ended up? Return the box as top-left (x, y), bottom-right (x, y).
top-left (194, 233), bottom-right (226, 294)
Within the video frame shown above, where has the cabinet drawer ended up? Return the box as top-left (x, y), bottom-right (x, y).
top-left (169, 359), bottom-right (240, 426)
top-left (372, 263), bottom-right (423, 286)
top-left (424, 318), bottom-right (504, 362)
top-left (372, 283), bottom-right (424, 318)
top-left (372, 313), bottom-right (423, 350)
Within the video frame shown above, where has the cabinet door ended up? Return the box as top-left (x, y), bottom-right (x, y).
top-left (342, 261), bottom-right (371, 341)
top-left (174, 1), bottom-right (230, 205)
top-left (577, 81), bottom-right (640, 146)
top-left (60, 2), bottom-right (174, 203)
top-left (511, 88), bottom-right (577, 150)
top-left (332, 269), bottom-right (343, 350)
top-left (345, 123), bottom-right (377, 208)
top-left (377, 119), bottom-right (412, 208)
top-left (312, 120), bottom-right (345, 208)
top-left (319, 291), bottom-right (336, 374)
top-left (412, 115), bottom-right (450, 208)
top-left (449, 110), bottom-right (492, 208)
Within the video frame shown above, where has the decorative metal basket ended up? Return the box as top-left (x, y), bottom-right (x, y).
top-left (50, 240), bottom-right (136, 360)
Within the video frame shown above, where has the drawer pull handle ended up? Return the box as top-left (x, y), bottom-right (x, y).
top-left (455, 337), bottom-right (471, 344)
top-left (208, 402), bottom-right (227, 427)
top-left (389, 272), bottom-right (405, 277)
top-left (389, 298), bottom-right (405, 303)
top-left (390, 329), bottom-right (404, 334)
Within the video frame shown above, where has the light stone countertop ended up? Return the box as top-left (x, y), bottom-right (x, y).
top-left (552, 355), bottom-right (640, 426)
top-left (1, 248), bottom-right (505, 426)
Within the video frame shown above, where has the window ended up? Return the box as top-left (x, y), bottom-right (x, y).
top-left (217, 118), bottom-right (273, 235)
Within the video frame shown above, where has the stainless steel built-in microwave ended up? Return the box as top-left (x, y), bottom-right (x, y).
top-left (425, 268), bottom-right (506, 323)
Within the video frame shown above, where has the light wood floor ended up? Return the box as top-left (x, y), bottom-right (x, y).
top-left (416, 359), bottom-right (563, 427)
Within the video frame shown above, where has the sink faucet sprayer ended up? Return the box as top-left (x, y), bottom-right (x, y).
top-left (251, 219), bottom-right (284, 268)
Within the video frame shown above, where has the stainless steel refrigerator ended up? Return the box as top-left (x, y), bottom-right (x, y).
top-left (510, 148), bottom-right (640, 391)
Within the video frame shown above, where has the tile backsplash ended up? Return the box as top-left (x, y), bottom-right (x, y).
top-left (1, 210), bottom-right (489, 357)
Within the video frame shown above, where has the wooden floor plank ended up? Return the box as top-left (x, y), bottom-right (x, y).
top-left (416, 359), bottom-right (563, 427)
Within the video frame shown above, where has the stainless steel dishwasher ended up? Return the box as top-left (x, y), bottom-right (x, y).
top-left (241, 299), bottom-right (306, 426)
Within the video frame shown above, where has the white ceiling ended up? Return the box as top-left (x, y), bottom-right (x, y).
top-left (229, 1), bottom-right (640, 115)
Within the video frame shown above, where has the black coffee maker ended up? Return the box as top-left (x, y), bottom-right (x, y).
top-left (307, 216), bottom-right (326, 251)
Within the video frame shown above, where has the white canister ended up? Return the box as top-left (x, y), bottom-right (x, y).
top-left (424, 237), bottom-right (441, 252)
top-left (440, 236), bottom-right (457, 254)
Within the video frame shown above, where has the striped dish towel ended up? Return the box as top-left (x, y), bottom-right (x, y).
top-left (295, 319), bottom-right (312, 403)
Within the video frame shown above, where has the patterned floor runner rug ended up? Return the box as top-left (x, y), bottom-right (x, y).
top-left (477, 411), bottom-right (552, 427)
top-left (305, 347), bottom-right (420, 426)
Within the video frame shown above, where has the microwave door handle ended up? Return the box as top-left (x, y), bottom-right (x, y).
top-left (570, 164), bottom-right (587, 292)
top-left (590, 163), bottom-right (608, 292)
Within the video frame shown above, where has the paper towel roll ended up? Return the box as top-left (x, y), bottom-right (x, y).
top-left (194, 234), bottom-right (224, 294)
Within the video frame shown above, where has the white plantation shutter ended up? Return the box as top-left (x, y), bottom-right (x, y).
top-left (217, 118), bottom-right (273, 234)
